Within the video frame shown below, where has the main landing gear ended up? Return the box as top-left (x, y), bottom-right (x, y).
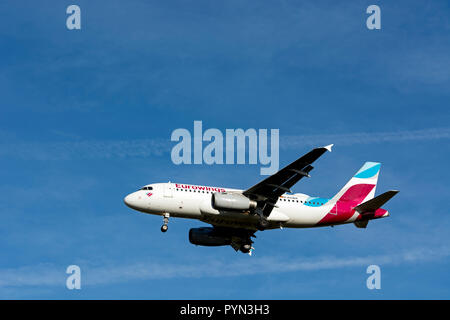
top-left (239, 243), bottom-right (253, 254)
top-left (161, 213), bottom-right (169, 232)
top-left (254, 208), bottom-right (269, 231)
top-left (230, 235), bottom-right (255, 255)
top-left (256, 216), bottom-right (269, 231)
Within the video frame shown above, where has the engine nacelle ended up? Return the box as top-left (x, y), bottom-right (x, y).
top-left (188, 227), bottom-right (231, 246)
top-left (211, 192), bottom-right (257, 211)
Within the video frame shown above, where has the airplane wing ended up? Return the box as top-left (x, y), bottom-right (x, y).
top-left (242, 144), bottom-right (333, 217)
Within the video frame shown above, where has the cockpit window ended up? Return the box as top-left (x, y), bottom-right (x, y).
top-left (141, 186), bottom-right (153, 190)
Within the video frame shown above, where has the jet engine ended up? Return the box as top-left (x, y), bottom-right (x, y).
top-left (211, 192), bottom-right (257, 211)
top-left (188, 227), bottom-right (231, 246)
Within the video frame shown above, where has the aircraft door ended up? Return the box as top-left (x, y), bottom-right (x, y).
top-left (164, 183), bottom-right (174, 198)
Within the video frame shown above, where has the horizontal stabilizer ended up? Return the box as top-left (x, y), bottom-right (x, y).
top-left (354, 220), bottom-right (369, 228)
top-left (354, 190), bottom-right (399, 213)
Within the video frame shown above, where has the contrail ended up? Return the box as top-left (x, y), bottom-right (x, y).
top-left (0, 127), bottom-right (449, 160)
top-left (0, 138), bottom-right (171, 160)
top-left (280, 127), bottom-right (450, 149)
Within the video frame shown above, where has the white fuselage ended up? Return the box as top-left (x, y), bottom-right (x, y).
top-left (123, 182), bottom-right (372, 230)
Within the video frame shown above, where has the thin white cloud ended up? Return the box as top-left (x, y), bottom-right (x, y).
top-left (1, 127), bottom-right (449, 161)
top-left (1, 246), bottom-right (449, 288)
top-left (281, 127), bottom-right (450, 149)
top-left (0, 138), bottom-right (171, 161)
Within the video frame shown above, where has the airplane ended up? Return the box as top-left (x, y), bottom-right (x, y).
top-left (124, 144), bottom-right (399, 254)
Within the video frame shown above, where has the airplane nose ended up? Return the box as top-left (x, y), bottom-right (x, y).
top-left (124, 191), bottom-right (145, 211)
top-left (124, 194), bottom-right (132, 207)
top-left (124, 193), bottom-right (139, 209)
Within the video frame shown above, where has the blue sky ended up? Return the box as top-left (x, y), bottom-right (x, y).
top-left (0, 0), bottom-right (449, 299)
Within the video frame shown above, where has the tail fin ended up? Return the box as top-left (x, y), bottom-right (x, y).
top-left (331, 162), bottom-right (381, 204)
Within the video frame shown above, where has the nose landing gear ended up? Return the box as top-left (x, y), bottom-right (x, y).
top-left (161, 213), bottom-right (169, 232)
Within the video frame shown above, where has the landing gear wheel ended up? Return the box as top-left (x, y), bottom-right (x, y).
top-left (161, 213), bottom-right (170, 233)
top-left (240, 244), bottom-right (252, 253)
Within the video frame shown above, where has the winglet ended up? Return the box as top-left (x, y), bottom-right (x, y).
top-left (323, 144), bottom-right (333, 152)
